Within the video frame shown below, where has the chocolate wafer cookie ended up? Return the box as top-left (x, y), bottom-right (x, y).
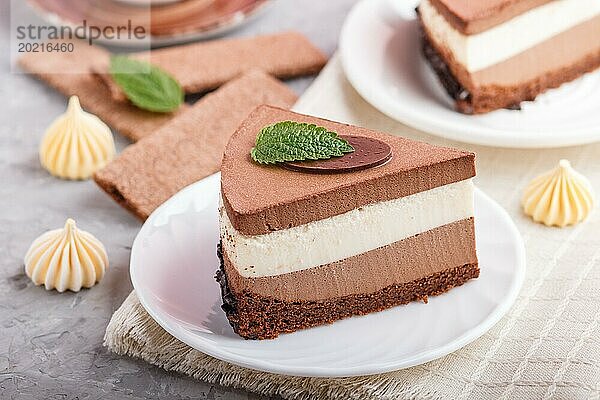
top-left (18, 42), bottom-right (187, 142)
top-left (95, 31), bottom-right (327, 101)
top-left (93, 70), bottom-right (297, 220)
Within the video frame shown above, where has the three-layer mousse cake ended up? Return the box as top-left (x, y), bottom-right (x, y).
top-left (216, 105), bottom-right (479, 339)
top-left (418, 0), bottom-right (600, 113)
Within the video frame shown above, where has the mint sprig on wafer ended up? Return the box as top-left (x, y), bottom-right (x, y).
top-left (109, 56), bottom-right (183, 113)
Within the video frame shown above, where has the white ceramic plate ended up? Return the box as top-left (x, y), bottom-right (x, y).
top-left (113, 0), bottom-right (182, 6)
top-left (26, 0), bottom-right (272, 48)
top-left (130, 173), bottom-right (525, 377)
top-left (339, 0), bottom-right (600, 148)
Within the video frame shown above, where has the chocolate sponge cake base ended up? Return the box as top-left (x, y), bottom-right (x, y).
top-left (215, 243), bottom-right (480, 340)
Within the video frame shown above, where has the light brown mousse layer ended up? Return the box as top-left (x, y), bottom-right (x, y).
top-left (422, 15), bottom-right (600, 113)
top-left (429, 0), bottom-right (553, 34)
top-left (223, 218), bottom-right (477, 302)
top-left (472, 16), bottom-right (600, 87)
top-left (221, 106), bottom-right (475, 235)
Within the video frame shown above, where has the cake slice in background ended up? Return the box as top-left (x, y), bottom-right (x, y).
top-left (216, 105), bottom-right (479, 340)
top-left (418, 0), bottom-right (600, 114)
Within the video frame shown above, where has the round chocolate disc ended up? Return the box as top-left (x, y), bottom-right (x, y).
top-left (283, 135), bottom-right (392, 174)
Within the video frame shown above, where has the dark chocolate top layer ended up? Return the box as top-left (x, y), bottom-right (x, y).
top-left (429, 0), bottom-right (553, 34)
top-left (283, 135), bottom-right (392, 173)
top-left (221, 105), bottom-right (476, 235)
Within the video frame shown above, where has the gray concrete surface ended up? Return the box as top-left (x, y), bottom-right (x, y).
top-left (0, 1), bottom-right (357, 398)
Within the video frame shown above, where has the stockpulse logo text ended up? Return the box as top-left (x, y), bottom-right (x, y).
top-left (16, 20), bottom-right (147, 45)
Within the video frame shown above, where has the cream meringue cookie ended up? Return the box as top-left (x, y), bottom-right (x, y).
top-left (522, 159), bottom-right (595, 227)
top-left (24, 219), bottom-right (109, 292)
top-left (40, 96), bottom-right (116, 180)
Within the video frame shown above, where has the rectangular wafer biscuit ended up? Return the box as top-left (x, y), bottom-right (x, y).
top-left (95, 31), bottom-right (327, 101)
top-left (93, 70), bottom-right (297, 220)
top-left (18, 42), bottom-right (187, 142)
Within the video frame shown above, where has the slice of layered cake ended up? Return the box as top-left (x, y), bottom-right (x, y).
top-left (216, 105), bottom-right (478, 339)
top-left (418, 0), bottom-right (600, 114)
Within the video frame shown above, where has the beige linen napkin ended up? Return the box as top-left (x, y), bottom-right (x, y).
top-left (105, 56), bottom-right (600, 400)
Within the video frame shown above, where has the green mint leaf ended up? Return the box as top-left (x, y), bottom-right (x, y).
top-left (109, 55), bottom-right (183, 113)
top-left (251, 121), bottom-right (355, 165)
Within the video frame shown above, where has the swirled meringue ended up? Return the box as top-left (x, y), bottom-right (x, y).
top-left (24, 219), bottom-right (109, 292)
top-left (40, 96), bottom-right (116, 180)
top-left (522, 159), bottom-right (595, 227)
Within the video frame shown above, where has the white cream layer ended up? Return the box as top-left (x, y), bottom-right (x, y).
top-left (419, 0), bottom-right (600, 72)
top-left (221, 179), bottom-right (474, 278)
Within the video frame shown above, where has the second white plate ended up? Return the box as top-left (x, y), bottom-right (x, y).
top-left (339, 0), bottom-right (600, 148)
top-left (130, 173), bottom-right (525, 377)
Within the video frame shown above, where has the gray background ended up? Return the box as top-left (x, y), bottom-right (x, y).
top-left (0, 1), bottom-right (356, 398)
